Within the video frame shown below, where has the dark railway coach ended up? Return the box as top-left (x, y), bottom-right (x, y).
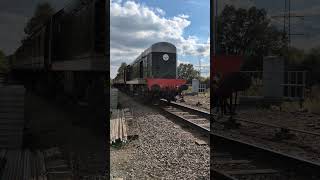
top-left (114, 42), bottom-right (187, 101)
top-left (9, 0), bottom-right (107, 114)
top-left (129, 42), bottom-right (177, 79)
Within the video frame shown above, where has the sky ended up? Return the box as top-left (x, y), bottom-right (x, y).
top-left (110, 0), bottom-right (210, 78)
top-left (0, 0), bottom-right (320, 78)
top-left (0, 0), bottom-right (67, 55)
top-left (218, 0), bottom-right (320, 51)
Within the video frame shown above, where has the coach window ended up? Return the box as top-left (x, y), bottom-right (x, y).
top-left (144, 57), bottom-right (148, 77)
top-left (139, 60), bottom-right (143, 78)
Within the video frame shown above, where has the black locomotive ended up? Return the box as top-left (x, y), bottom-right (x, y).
top-left (113, 42), bottom-right (187, 101)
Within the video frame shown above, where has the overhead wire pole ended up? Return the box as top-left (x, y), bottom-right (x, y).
top-left (271, 0), bottom-right (304, 60)
top-left (270, 0), bottom-right (305, 100)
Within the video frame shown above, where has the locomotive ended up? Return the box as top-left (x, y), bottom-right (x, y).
top-left (113, 42), bottom-right (187, 102)
top-left (7, 0), bottom-right (108, 131)
top-left (9, 0), bottom-right (107, 109)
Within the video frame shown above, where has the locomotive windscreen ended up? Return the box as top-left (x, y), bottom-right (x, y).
top-left (151, 52), bottom-right (177, 78)
top-left (150, 42), bottom-right (177, 78)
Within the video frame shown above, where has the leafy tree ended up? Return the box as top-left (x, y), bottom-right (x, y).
top-left (200, 76), bottom-right (210, 87)
top-left (23, 2), bottom-right (55, 40)
top-left (302, 46), bottom-right (320, 85)
top-left (0, 50), bottom-right (8, 73)
top-left (177, 63), bottom-right (200, 83)
top-left (287, 47), bottom-right (305, 66)
top-left (217, 5), bottom-right (286, 69)
top-left (303, 47), bottom-right (320, 66)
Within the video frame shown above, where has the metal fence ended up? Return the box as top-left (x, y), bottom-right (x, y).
top-left (282, 71), bottom-right (307, 99)
top-left (185, 83), bottom-right (208, 93)
top-left (239, 70), bottom-right (307, 99)
top-left (199, 84), bottom-right (207, 93)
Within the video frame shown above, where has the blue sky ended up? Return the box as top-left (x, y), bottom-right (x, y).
top-left (138, 0), bottom-right (210, 41)
top-left (110, 0), bottom-right (210, 78)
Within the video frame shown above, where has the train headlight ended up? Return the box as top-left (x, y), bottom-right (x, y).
top-left (163, 54), bottom-right (169, 61)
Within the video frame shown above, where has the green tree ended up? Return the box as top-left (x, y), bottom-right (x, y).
top-left (302, 46), bottom-right (320, 84)
top-left (287, 47), bottom-right (305, 66)
top-left (200, 76), bottom-right (210, 87)
top-left (177, 63), bottom-right (200, 83)
top-left (0, 50), bottom-right (8, 73)
top-left (23, 2), bottom-right (55, 39)
top-left (217, 5), bottom-right (286, 69)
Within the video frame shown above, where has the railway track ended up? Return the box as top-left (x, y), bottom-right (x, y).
top-left (160, 100), bottom-right (210, 135)
top-left (159, 100), bottom-right (320, 179)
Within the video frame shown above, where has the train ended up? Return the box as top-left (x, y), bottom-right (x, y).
top-left (113, 42), bottom-right (187, 102)
top-left (8, 0), bottom-right (107, 121)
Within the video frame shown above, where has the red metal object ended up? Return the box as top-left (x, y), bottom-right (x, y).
top-left (146, 78), bottom-right (186, 90)
top-left (212, 55), bottom-right (244, 78)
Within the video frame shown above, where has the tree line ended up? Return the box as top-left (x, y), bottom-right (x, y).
top-left (217, 5), bottom-right (320, 84)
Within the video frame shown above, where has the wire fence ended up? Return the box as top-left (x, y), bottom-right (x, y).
top-left (239, 70), bottom-right (307, 99)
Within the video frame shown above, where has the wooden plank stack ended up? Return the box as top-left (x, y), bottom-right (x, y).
top-left (0, 147), bottom-right (72, 180)
top-left (0, 85), bottom-right (25, 149)
top-left (110, 109), bottom-right (128, 144)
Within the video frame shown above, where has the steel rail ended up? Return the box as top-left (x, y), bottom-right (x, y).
top-left (234, 117), bottom-right (320, 137)
top-left (159, 99), bottom-right (210, 135)
top-left (158, 100), bottom-right (320, 179)
top-left (213, 108), bottom-right (320, 137)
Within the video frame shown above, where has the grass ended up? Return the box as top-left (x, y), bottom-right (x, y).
top-left (183, 86), bottom-right (193, 94)
top-left (182, 87), bottom-right (210, 97)
top-left (111, 139), bottom-right (127, 149)
top-left (304, 99), bottom-right (320, 114)
top-left (242, 81), bottom-right (263, 96)
top-left (280, 101), bottom-right (302, 112)
top-left (279, 85), bottom-right (320, 114)
top-left (303, 85), bottom-right (320, 114)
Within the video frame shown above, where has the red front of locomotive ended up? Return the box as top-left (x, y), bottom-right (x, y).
top-left (146, 78), bottom-right (187, 102)
top-left (146, 78), bottom-right (187, 91)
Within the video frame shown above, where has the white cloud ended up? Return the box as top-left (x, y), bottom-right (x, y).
top-left (110, 0), bottom-right (209, 78)
top-left (155, 7), bottom-right (165, 16)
